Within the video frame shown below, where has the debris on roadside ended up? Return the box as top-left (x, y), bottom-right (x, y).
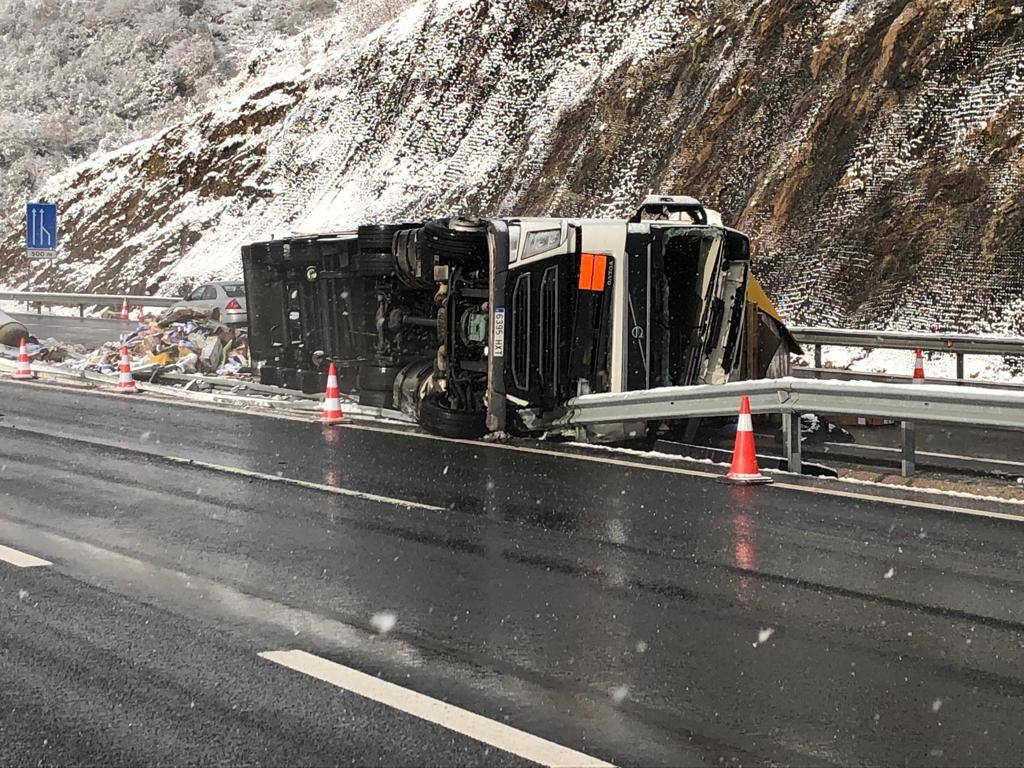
top-left (12, 306), bottom-right (252, 379)
top-left (0, 337), bottom-right (88, 364)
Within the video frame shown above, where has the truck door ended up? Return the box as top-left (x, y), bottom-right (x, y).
top-left (625, 226), bottom-right (750, 390)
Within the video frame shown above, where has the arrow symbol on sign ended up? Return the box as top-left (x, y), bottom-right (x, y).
top-left (30, 208), bottom-right (37, 246)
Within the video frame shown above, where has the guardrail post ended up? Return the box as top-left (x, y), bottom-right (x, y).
top-left (782, 411), bottom-right (802, 474)
top-left (956, 353), bottom-right (965, 382)
top-left (813, 344), bottom-right (822, 376)
top-left (901, 421), bottom-right (916, 476)
top-left (79, 303), bottom-right (85, 319)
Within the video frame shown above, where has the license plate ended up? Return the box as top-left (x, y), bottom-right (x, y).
top-left (492, 307), bottom-right (505, 358)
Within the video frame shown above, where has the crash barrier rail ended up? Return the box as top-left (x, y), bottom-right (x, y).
top-left (793, 366), bottom-right (1024, 391)
top-left (0, 290), bottom-right (179, 317)
top-left (563, 377), bottom-right (1024, 477)
top-left (788, 326), bottom-right (1024, 382)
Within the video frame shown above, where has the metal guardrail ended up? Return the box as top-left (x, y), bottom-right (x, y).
top-left (793, 366), bottom-right (1024, 391)
top-left (0, 290), bottom-right (179, 318)
top-left (789, 326), bottom-right (1024, 381)
top-left (564, 378), bottom-right (1024, 477)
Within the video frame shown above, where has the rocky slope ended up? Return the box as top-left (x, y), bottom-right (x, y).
top-left (0, 0), bottom-right (407, 215)
top-left (1, 0), bottom-right (1022, 333)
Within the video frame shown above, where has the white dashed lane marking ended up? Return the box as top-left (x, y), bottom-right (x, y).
top-left (0, 544), bottom-right (51, 568)
top-left (259, 650), bottom-right (616, 768)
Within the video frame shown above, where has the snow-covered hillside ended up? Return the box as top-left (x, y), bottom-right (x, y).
top-left (1, 0), bottom-right (1022, 335)
top-left (0, 0), bottom-right (406, 215)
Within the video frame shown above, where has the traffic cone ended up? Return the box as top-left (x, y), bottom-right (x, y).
top-left (321, 362), bottom-right (343, 422)
top-left (116, 345), bottom-right (136, 393)
top-left (11, 338), bottom-right (35, 380)
top-left (719, 396), bottom-right (772, 485)
top-left (119, 297), bottom-right (129, 320)
top-left (912, 348), bottom-right (925, 384)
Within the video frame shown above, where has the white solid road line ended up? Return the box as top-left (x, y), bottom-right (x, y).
top-left (5, 385), bottom-right (1023, 525)
top-left (0, 543), bottom-right (51, 568)
top-left (162, 456), bottom-right (447, 513)
top-left (259, 650), bottom-right (615, 768)
top-left (0, 423), bottom-right (444, 514)
top-left (772, 481), bottom-right (1024, 524)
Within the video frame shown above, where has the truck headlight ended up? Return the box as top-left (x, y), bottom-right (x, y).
top-left (522, 228), bottom-right (562, 259)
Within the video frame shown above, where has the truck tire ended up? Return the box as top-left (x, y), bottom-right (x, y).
top-left (422, 218), bottom-right (488, 266)
top-left (354, 251), bottom-right (396, 276)
top-left (357, 362), bottom-right (401, 393)
top-left (359, 389), bottom-right (392, 409)
top-left (337, 360), bottom-right (360, 394)
top-left (357, 223), bottom-right (419, 253)
top-left (418, 392), bottom-right (487, 439)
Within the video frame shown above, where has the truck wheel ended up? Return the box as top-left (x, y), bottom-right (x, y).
top-left (357, 224), bottom-right (419, 253)
top-left (357, 362), bottom-right (401, 392)
top-left (354, 251), bottom-right (396, 276)
top-left (359, 389), bottom-right (392, 409)
top-left (418, 393), bottom-right (487, 439)
top-left (422, 218), bottom-right (488, 265)
top-left (337, 360), bottom-right (360, 394)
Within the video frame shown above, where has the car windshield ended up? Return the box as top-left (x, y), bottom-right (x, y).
top-left (222, 283), bottom-right (245, 297)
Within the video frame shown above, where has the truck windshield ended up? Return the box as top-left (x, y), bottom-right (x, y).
top-left (644, 227), bottom-right (722, 386)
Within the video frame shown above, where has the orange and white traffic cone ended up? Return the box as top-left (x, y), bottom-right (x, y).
top-left (321, 362), bottom-right (343, 422)
top-left (119, 297), bottom-right (130, 320)
top-left (719, 396), bottom-right (772, 485)
top-left (912, 348), bottom-right (925, 384)
top-left (135, 306), bottom-right (145, 323)
top-left (11, 338), bottom-right (35, 381)
top-left (116, 345), bottom-right (136, 393)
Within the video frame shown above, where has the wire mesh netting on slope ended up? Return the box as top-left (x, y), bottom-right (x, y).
top-left (0, 0), bottom-right (1021, 338)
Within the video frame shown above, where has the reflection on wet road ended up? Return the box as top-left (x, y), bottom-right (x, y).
top-left (2, 380), bottom-right (1024, 765)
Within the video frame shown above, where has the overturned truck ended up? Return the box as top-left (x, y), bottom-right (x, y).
top-left (242, 195), bottom-right (794, 439)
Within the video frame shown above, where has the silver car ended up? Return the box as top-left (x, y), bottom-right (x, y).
top-left (172, 281), bottom-right (248, 326)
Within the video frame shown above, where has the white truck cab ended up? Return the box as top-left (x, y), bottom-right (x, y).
top-left (478, 199), bottom-right (750, 435)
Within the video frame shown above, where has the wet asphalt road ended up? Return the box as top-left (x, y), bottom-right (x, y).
top-left (11, 312), bottom-right (138, 348)
top-left (2, 381), bottom-right (1024, 765)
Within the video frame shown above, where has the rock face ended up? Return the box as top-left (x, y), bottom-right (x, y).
top-left (1, 0), bottom-right (1022, 333)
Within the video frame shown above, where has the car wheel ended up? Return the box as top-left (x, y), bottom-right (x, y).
top-left (418, 392), bottom-right (487, 439)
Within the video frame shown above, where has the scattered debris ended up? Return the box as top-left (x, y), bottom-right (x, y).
top-left (4, 307), bottom-right (252, 379)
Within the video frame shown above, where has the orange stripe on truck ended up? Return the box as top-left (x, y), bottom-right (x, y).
top-left (578, 253), bottom-right (595, 291)
top-left (578, 253), bottom-right (607, 291)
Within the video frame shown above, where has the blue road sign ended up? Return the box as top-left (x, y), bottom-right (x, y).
top-left (26, 202), bottom-right (57, 253)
